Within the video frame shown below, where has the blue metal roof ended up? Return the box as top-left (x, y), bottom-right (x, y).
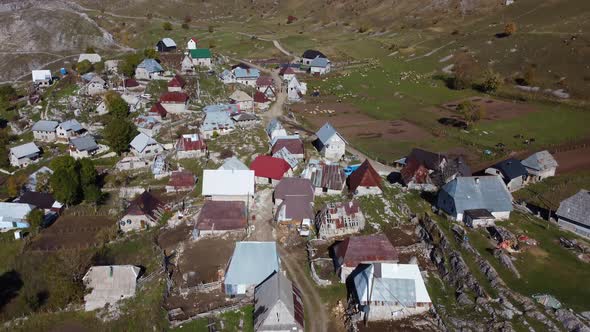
top-left (439, 176), bottom-right (513, 214)
top-left (233, 67), bottom-right (260, 79)
top-left (32, 120), bottom-right (58, 132)
top-left (224, 242), bottom-right (280, 286)
top-left (316, 122), bottom-right (345, 144)
top-left (203, 104), bottom-right (239, 114)
top-left (201, 111), bottom-right (235, 131)
top-left (137, 59), bottom-right (163, 73)
top-left (310, 57), bottom-right (329, 68)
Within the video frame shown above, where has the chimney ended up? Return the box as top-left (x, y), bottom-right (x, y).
top-left (475, 177), bottom-right (480, 184)
top-left (109, 266), bottom-right (114, 277)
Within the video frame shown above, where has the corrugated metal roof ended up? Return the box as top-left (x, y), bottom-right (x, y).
top-left (254, 272), bottom-right (304, 331)
top-left (218, 157), bottom-right (249, 171)
top-left (348, 160), bottom-right (382, 192)
top-left (335, 234), bottom-right (398, 267)
top-left (161, 38), bottom-right (176, 47)
top-left (10, 142), bottom-right (40, 159)
top-left (0, 202), bottom-right (35, 223)
top-left (316, 122), bottom-right (345, 144)
top-left (521, 150), bottom-right (558, 172)
top-left (233, 67), bottom-right (260, 79)
top-left (70, 135), bottom-right (98, 152)
top-left (202, 169), bottom-right (254, 196)
top-left (273, 148), bottom-right (299, 169)
top-left (31, 70), bottom-right (51, 81)
top-left (197, 200), bottom-right (246, 231)
top-left (32, 120), bottom-right (58, 132)
top-left (310, 57), bottom-right (330, 68)
top-left (229, 90), bottom-right (252, 102)
top-left (439, 176), bottom-right (513, 214)
top-left (137, 59), bottom-right (163, 73)
top-left (59, 119), bottom-right (83, 132)
top-left (201, 111), bottom-right (235, 132)
top-left (130, 133), bottom-right (159, 153)
top-left (274, 178), bottom-right (314, 200)
top-left (189, 48), bottom-right (211, 59)
top-left (224, 242), bottom-right (280, 286)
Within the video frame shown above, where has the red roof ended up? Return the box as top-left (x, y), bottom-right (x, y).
top-left (168, 75), bottom-right (186, 88)
top-left (124, 78), bottom-right (139, 87)
top-left (190, 37), bottom-right (198, 43)
top-left (160, 91), bottom-right (189, 103)
top-left (149, 102), bottom-right (168, 118)
top-left (126, 191), bottom-right (164, 219)
top-left (348, 160), bottom-right (382, 192)
top-left (197, 200), bottom-right (246, 231)
top-left (250, 155), bottom-right (291, 180)
top-left (254, 91), bottom-right (270, 103)
top-left (401, 158), bottom-right (431, 185)
top-left (168, 171), bottom-right (195, 188)
top-left (271, 138), bottom-right (304, 155)
top-left (176, 134), bottom-right (206, 152)
top-left (279, 67), bottom-right (295, 75)
top-left (256, 75), bottom-right (274, 87)
top-left (334, 234), bottom-right (399, 268)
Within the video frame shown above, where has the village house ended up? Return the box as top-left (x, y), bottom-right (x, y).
top-left (123, 78), bottom-right (141, 90)
top-left (26, 166), bottom-right (53, 192)
top-left (78, 53), bottom-right (102, 64)
top-left (181, 55), bottom-right (194, 74)
top-left (69, 135), bottom-right (99, 159)
top-left (333, 234), bottom-right (399, 282)
top-left (301, 49), bottom-right (327, 66)
top-left (32, 70), bottom-right (52, 87)
top-left (31, 120), bottom-right (58, 142)
top-left (301, 160), bottom-right (347, 195)
top-left (200, 111), bottom-right (235, 139)
top-left (135, 59), bottom-right (164, 80)
top-left (159, 91), bottom-right (189, 113)
top-left (253, 91), bottom-right (271, 111)
top-left (279, 66), bottom-right (296, 82)
top-left (119, 191), bottom-right (164, 232)
top-left (287, 76), bottom-right (307, 102)
top-left (266, 119), bottom-right (288, 141)
top-left (83, 265), bottom-right (141, 311)
top-left (315, 122), bottom-right (346, 161)
top-left (521, 150), bottom-right (558, 182)
top-left (187, 37), bottom-right (198, 50)
top-left (134, 116), bottom-right (162, 137)
top-left (254, 272), bottom-right (304, 332)
top-left (219, 69), bottom-right (236, 84)
top-left (485, 158), bottom-right (528, 192)
top-left (348, 160), bottom-right (383, 196)
top-left (556, 190), bottom-right (590, 239)
top-left (147, 102), bottom-right (168, 120)
top-left (229, 90), bottom-right (254, 111)
top-left (273, 148), bottom-right (300, 171)
top-left (175, 133), bottom-right (206, 158)
top-left (231, 113), bottom-right (260, 128)
top-left (130, 132), bottom-right (163, 157)
top-left (219, 157), bottom-right (249, 171)
top-left (82, 75), bottom-right (107, 96)
top-left (202, 169), bottom-right (255, 203)
top-left (233, 67), bottom-right (261, 87)
top-left (309, 57), bottom-right (331, 75)
top-left (196, 200), bottom-right (247, 237)
top-left (156, 38), bottom-right (177, 52)
top-left (316, 200), bottom-right (365, 239)
top-left (56, 119), bottom-right (86, 143)
top-left (250, 155), bottom-right (293, 185)
top-left (10, 142), bottom-right (41, 168)
top-left (271, 136), bottom-right (305, 160)
top-left (437, 176), bottom-right (513, 224)
top-left (203, 103), bottom-right (239, 114)
top-left (166, 170), bottom-right (196, 193)
top-left (401, 148), bottom-right (471, 192)
top-left (167, 74), bottom-right (186, 92)
top-left (115, 156), bottom-right (151, 172)
top-left (16, 191), bottom-right (63, 216)
top-left (224, 241), bottom-right (281, 296)
top-left (189, 48), bottom-right (212, 68)
top-left (273, 178), bottom-right (314, 229)
top-left (0, 202), bottom-right (35, 229)
top-left (353, 263), bottom-right (432, 321)
top-left (256, 76), bottom-right (274, 92)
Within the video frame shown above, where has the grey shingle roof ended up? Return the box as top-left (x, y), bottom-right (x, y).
top-left (439, 176), bottom-right (513, 214)
top-left (254, 272), bottom-right (304, 331)
top-left (492, 158), bottom-right (528, 180)
top-left (59, 119), bottom-right (83, 132)
top-left (557, 190), bottom-right (590, 227)
top-left (32, 120), bottom-right (58, 132)
top-left (130, 133), bottom-right (158, 152)
top-left (316, 122), bottom-right (345, 144)
top-left (10, 142), bottom-right (40, 159)
top-left (71, 135), bottom-right (98, 152)
top-left (521, 150), bottom-right (558, 172)
top-left (310, 57), bottom-right (330, 68)
top-left (137, 59), bottom-right (164, 73)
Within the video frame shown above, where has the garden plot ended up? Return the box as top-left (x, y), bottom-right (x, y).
top-left (206, 125), bottom-right (269, 165)
top-left (29, 215), bottom-right (115, 251)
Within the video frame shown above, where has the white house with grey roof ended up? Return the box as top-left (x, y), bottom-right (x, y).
top-left (218, 157), bottom-right (249, 171)
top-left (521, 150), bottom-right (558, 182)
top-left (10, 142), bottom-right (41, 168)
top-left (254, 272), bottom-right (304, 332)
top-left (69, 135), bottom-right (99, 159)
top-left (353, 263), bottom-right (432, 321)
top-left (315, 122), bottom-right (346, 161)
top-left (130, 133), bottom-right (163, 157)
top-left (309, 57), bottom-right (331, 75)
top-left (224, 241), bottom-right (281, 296)
top-left (437, 176), bottom-right (513, 224)
top-left (31, 70), bottom-right (52, 87)
top-left (135, 59), bottom-right (164, 80)
top-left (556, 190), bottom-right (590, 239)
top-left (266, 119), bottom-right (287, 141)
top-left (83, 265), bottom-right (141, 311)
top-left (0, 202), bottom-right (35, 229)
top-left (32, 120), bottom-right (59, 142)
top-left (56, 119), bottom-right (86, 143)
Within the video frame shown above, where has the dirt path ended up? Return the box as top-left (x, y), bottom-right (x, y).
top-left (278, 246), bottom-right (329, 332)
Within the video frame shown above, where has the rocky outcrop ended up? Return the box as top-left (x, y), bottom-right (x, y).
top-left (555, 309), bottom-right (590, 332)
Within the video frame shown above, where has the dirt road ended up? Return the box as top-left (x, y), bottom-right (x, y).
top-left (278, 246), bottom-right (329, 332)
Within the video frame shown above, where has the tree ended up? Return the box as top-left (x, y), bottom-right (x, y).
top-left (522, 64), bottom-right (537, 86)
top-left (504, 22), bottom-right (517, 36)
top-left (480, 70), bottom-right (502, 93)
top-left (35, 171), bottom-right (51, 192)
top-left (209, 40), bottom-right (217, 49)
top-left (181, 23), bottom-right (189, 29)
top-left (78, 158), bottom-right (98, 188)
top-left (104, 91), bottom-right (129, 118)
top-left (208, 25), bottom-right (214, 33)
top-left (162, 22), bottom-right (172, 31)
top-left (7, 174), bottom-right (26, 197)
top-left (451, 53), bottom-right (480, 90)
top-left (0, 84), bottom-right (17, 100)
top-left (85, 46), bottom-right (96, 53)
top-left (76, 60), bottom-right (93, 75)
top-left (119, 52), bottom-right (143, 77)
top-left (50, 156), bottom-right (81, 205)
top-left (83, 184), bottom-right (102, 205)
top-left (26, 209), bottom-right (45, 233)
top-left (457, 101), bottom-right (485, 126)
top-left (143, 48), bottom-right (159, 60)
top-left (104, 119), bottom-right (138, 155)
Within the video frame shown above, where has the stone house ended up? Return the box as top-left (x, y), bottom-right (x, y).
top-left (31, 120), bottom-right (58, 142)
top-left (316, 200), bottom-right (365, 239)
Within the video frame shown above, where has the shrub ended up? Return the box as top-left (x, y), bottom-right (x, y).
top-left (208, 25), bottom-right (214, 33)
top-left (480, 70), bottom-right (502, 93)
top-left (162, 22), bottom-right (172, 31)
top-left (504, 22), bottom-right (517, 36)
top-left (287, 15), bottom-right (297, 24)
top-left (181, 23), bottom-right (189, 29)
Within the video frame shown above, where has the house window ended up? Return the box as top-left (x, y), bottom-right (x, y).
top-left (127, 219), bottom-right (132, 225)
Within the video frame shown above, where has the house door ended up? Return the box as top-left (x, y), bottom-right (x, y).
top-left (141, 220), bottom-right (146, 228)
